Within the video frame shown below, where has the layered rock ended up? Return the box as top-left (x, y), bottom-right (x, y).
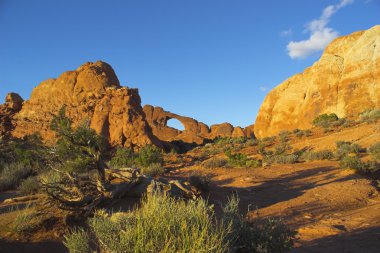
top-left (143, 105), bottom-right (210, 145)
top-left (10, 61), bottom-right (160, 148)
top-left (0, 93), bottom-right (24, 137)
top-left (144, 105), bottom-right (251, 144)
top-left (255, 25), bottom-right (380, 138)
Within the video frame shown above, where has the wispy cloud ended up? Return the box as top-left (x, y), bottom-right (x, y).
top-left (287, 0), bottom-right (354, 59)
top-left (281, 29), bottom-right (293, 37)
top-left (259, 86), bottom-right (267, 92)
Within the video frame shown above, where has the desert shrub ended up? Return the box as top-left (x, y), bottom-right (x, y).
top-left (278, 131), bottom-right (290, 143)
top-left (202, 157), bottom-right (228, 168)
top-left (10, 206), bottom-right (41, 234)
top-left (262, 136), bottom-right (276, 143)
top-left (360, 108), bottom-right (380, 123)
top-left (246, 138), bottom-right (259, 146)
top-left (339, 156), bottom-right (364, 171)
top-left (312, 113), bottom-right (339, 128)
top-left (0, 163), bottom-right (32, 191)
top-left (330, 118), bottom-right (347, 128)
top-left (19, 176), bottom-right (40, 195)
top-left (136, 145), bottom-right (163, 167)
top-left (264, 154), bottom-right (298, 165)
top-left (222, 195), bottom-right (296, 253)
top-left (274, 154), bottom-right (298, 164)
top-left (335, 141), bottom-right (364, 159)
top-left (245, 159), bottom-right (262, 168)
top-left (301, 150), bottom-right (334, 161)
top-left (189, 172), bottom-right (212, 192)
top-left (360, 161), bottom-right (380, 179)
top-left (274, 143), bottom-right (291, 155)
top-left (368, 142), bottom-right (380, 161)
top-left (258, 141), bottom-right (266, 155)
top-left (225, 151), bottom-right (249, 167)
top-left (110, 147), bottom-right (136, 168)
top-left (141, 163), bottom-right (165, 177)
top-left (214, 137), bottom-right (247, 145)
top-left (89, 193), bottom-right (229, 253)
top-left (63, 228), bottom-right (91, 253)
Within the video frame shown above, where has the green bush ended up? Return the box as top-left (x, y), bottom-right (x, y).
top-left (339, 156), bottom-right (364, 171)
top-left (110, 147), bottom-right (136, 168)
top-left (19, 176), bottom-right (40, 195)
top-left (63, 228), bottom-right (91, 253)
top-left (301, 150), bottom-right (334, 161)
top-left (202, 157), bottom-right (228, 168)
top-left (278, 131), bottom-right (290, 143)
top-left (360, 108), bottom-right (380, 123)
top-left (225, 151), bottom-right (249, 167)
top-left (245, 138), bottom-right (259, 146)
top-left (312, 113), bottom-right (339, 128)
top-left (136, 145), bottom-right (163, 167)
top-left (0, 163), bottom-right (32, 191)
top-left (335, 141), bottom-right (364, 159)
top-left (141, 163), bottom-right (165, 177)
top-left (369, 142), bottom-right (380, 161)
top-left (89, 193), bottom-right (229, 253)
top-left (10, 206), bottom-right (41, 234)
top-left (189, 172), bottom-right (212, 192)
top-left (264, 154), bottom-right (298, 165)
top-left (262, 136), bottom-right (276, 143)
top-left (222, 195), bottom-right (296, 253)
top-left (274, 143), bottom-right (291, 155)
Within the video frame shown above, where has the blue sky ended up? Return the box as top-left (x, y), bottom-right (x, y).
top-left (0, 0), bottom-right (379, 129)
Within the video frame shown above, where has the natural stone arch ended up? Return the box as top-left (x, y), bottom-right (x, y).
top-left (167, 118), bottom-right (185, 131)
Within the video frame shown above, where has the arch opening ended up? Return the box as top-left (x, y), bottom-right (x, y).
top-left (167, 118), bottom-right (185, 131)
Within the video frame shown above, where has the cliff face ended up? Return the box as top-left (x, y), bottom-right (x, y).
top-left (254, 25), bottom-right (380, 138)
top-left (8, 61), bottom-right (160, 148)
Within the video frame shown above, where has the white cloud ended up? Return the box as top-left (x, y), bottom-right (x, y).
top-left (287, 0), bottom-right (354, 59)
top-left (259, 86), bottom-right (267, 92)
top-left (281, 29), bottom-right (293, 37)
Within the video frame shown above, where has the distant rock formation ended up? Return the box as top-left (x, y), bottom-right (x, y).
top-left (143, 105), bottom-right (209, 145)
top-left (255, 25), bottom-right (380, 138)
top-left (144, 105), bottom-right (252, 144)
top-left (7, 61), bottom-right (160, 148)
top-left (0, 61), bottom-right (251, 147)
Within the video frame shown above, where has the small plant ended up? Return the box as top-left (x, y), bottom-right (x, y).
top-left (10, 206), bottom-right (41, 234)
top-left (141, 163), bottom-right (165, 177)
top-left (245, 138), bottom-right (259, 146)
top-left (110, 147), bottom-right (136, 168)
top-left (278, 131), bottom-right (290, 143)
top-left (312, 113), bottom-right (339, 128)
top-left (63, 228), bottom-right (91, 253)
top-left (136, 145), bottom-right (163, 167)
top-left (189, 172), bottom-right (212, 192)
top-left (222, 195), bottom-right (296, 252)
top-left (360, 108), bottom-right (380, 123)
top-left (89, 193), bottom-right (229, 253)
top-left (262, 136), bottom-right (276, 143)
top-left (0, 163), bottom-right (32, 191)
top-left (335, 141), bottom-right (364, 159)
top-left (274, 143), bottom-right (291, 155)
top-left (339, 156), bottom-right (364, 171)
top-left (369, 142), bottom-right (380, 161)
top-left (301, 150), bottom-right (334, 161)
top-left (202, 157), bottom-right (228, 168)
top-left (19, 176), bottom-right (40, 195)
top-left (225, 151), bottom-right (249, 167)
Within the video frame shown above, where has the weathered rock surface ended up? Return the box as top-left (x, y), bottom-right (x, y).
top-left (255, 25), bottom-right (380, 138)
top-left (0, 93), bottom-right (24, 137)
top-left (143, 105), bottom-right (210, 145)
top-left (144, 105), bottom-right (251, 144)
top-left (9, 61), bottom-right (160, 148)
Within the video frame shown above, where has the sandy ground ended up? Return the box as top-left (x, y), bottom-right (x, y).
top-left (170, 160), bottom-right (380, 253)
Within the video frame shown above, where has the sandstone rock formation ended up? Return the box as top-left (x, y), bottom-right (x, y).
top-left (255, 25), bottom-right (380, 138)
top-left (144, 105), bottom-right (252, 144)
top-left (9, 61), bottom-right (160, 148)
top-left (143, 105), bottom-right (210, 145)
top-left (0, 93), bottom-right (24, 137)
